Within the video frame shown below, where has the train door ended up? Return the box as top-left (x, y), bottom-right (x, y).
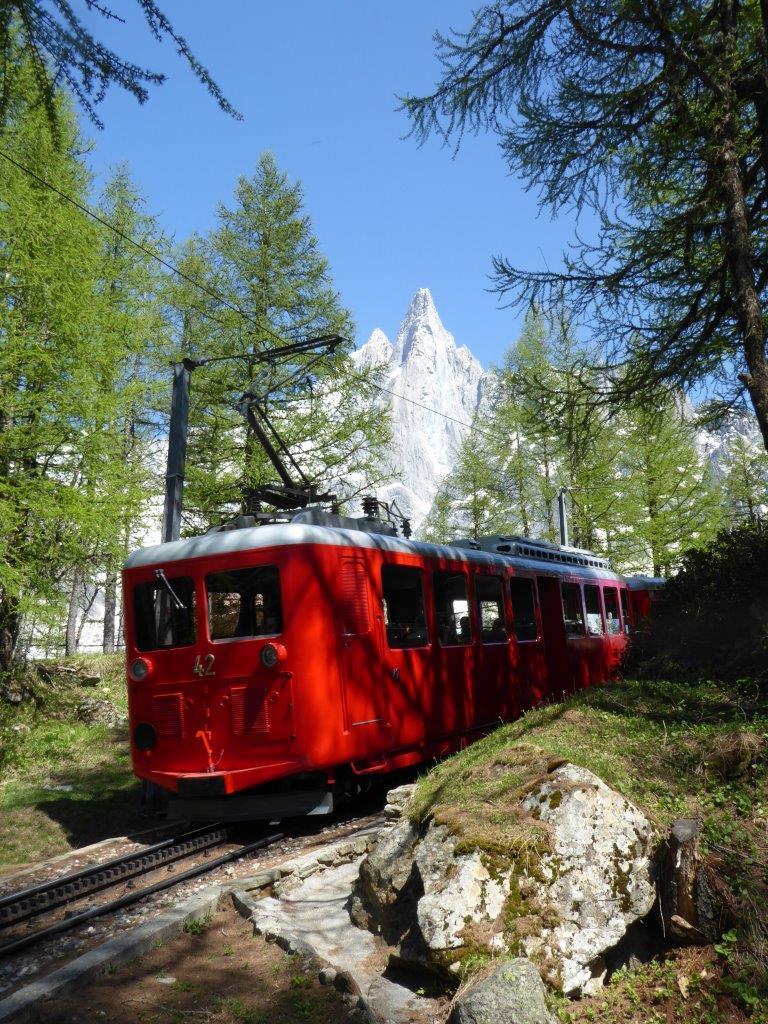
top-left (338, 557), bottom-right (387, 731)
top-left (432, 567), bottom-right (476, 732)
top-left (379, 563), bottom-right (433, 747)
top-left (509, 576), bottom-right (548, 708)
top-left (474, 573), bottom-right (515, 722)
top-left (602, 584), bottom-right (624, 679)
top-left (560, 578), bottom-right (592, 692)
top-left (203, 563), bottom-right (296, 762)
top-left (536, 575), bottom-right (573, 697)
top-left (581, 583), bottom-right (607, 685)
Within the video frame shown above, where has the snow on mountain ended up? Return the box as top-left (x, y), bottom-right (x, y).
top-left (696, 409), bottom-right (763, 471)
top-left (353, 288), bottom-right (489, 527)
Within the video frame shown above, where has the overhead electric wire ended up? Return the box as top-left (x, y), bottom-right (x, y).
top-left (0, 147), bottom-right (263, 332)
top-left (0, 146), bottom-right (501, 444)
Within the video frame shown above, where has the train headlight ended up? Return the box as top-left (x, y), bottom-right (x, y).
top-left (129, 657), bottom-right (152, 682)
top-left (133, 723), bottom-right (157, 751)
top-left (260, 642), bottom-right (287, 669)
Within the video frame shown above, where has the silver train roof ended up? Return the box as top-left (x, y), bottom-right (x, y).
top-left (125, 522), bottom-right (625, 582)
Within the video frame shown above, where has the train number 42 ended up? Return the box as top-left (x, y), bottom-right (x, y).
top-left (192, 654), bottom-right (216, 677)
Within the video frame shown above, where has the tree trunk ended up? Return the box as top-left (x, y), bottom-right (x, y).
top-left (76, 586), bottom-right (98, 650)
top-left (65, 570), bottom-right (81, 657)
top-left (103, 572), bottom-right (117, 654)
top-left (0, 592), bottom-right (20, 674)
top-left (717, 79), bottom-right (768, 451)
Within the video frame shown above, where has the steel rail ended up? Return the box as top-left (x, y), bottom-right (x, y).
top-left (0, 832), bottom-right (284, 960)
top-left (0, 825), bottom-right (226, 929)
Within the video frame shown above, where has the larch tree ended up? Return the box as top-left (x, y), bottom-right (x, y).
top-left (91, 167), bottom-right (168, 653)
top-left (0, 53), bottom-right (105, 670)
top-left (164, 153), bottom-right (390, 533)
top-left (496, 309), bottom-right (565, 542)
top-left (720, 431), bottom-right (768, 523)
top-left (402, 0), bottom-right (768, 453)
top-left (420, 426), bottom-right (512, 542)
top-left (507, 308), bottom-right (622, 554)
top-left (612, 398), bottom-right (724, 575)
top-left (0, 2), bottom-right (239, 134)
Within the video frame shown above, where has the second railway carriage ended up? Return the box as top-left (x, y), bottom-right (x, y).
top-left (122, 510), bottom-right (643, 820)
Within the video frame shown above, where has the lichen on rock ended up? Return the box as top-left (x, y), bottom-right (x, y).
top-left (448, 957), bottom-right (556, 1024)
top-left (519, 763), bottom-right (656, 993)
top-left (352, 754), bottom-right (656, 996)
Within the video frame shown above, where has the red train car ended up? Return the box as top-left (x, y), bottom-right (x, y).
top-left (122, 511), bottom-right (641, 820)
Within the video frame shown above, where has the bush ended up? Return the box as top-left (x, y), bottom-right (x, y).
top-left (628, 522), bottom-right (768, 685)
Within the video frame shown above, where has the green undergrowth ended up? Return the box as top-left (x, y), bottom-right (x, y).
top-left (411, 677), bottom-right (768, 1002)
top-left (552, 940), bottom-right (768, 1024)
top-left (411, 677), bottom-right (768, 840)
top-left (0, 654), bottom-right (142, 867)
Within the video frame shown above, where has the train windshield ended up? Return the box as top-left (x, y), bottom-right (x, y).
top-left (206, 566), bottom-right (283, 640)
top-left (133, 575), bottom-right (196, 651)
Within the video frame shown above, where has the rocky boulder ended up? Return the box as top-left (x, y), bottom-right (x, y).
top-left (384, 783), bottom-right (417, 819)
top-left (352, 762), bottom-right (656, 995)
top-left (448, 959), bottom-right (555, 1024)
top-left (519, 763), bottom-right (656, 993)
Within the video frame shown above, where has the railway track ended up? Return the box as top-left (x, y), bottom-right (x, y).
top-left (0, 826), bottom-right (284, 960)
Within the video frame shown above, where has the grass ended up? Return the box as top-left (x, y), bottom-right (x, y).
top-left (183, 915), bottom-right (211, 935)
top-left (551, 942), bottom-right (768, 1024)
top-left (412, 677), bottom-right (768, 848)
top-left (0, 653), bottom-right (144, 868)
top-left (411, 676), bottom-right (768, 1015)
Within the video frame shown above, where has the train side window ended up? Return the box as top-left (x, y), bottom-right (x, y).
top-left (603, 587), bottom-right (622, 635)
top-left (584, 584), bottom-right (604, 636)
top-left (620, 589), bottom-right (632, 634)
top-left (509, 578), bottom-right (538, 642)
top-left (206, 566), bottom-right (282, 641)
top-left (561, 582), bottom-right (585, 637)
top-left (476, 575), bottom-right (508, 643)
top-left (433, 570), bottom-right (472, 645)
top-left (134, 577), bottom-right (196, 651)
top-left (381, 565), bottom-right (428, 649)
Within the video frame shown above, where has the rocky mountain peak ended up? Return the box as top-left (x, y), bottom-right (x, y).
top-left (402, 286), bottom-right (441, 329)
top-left (355, 327), bottom-right (392, 370)
top-left (353, 289), bottom-right (489, 527)
top-left (393, 287), bottom-right (450, 365)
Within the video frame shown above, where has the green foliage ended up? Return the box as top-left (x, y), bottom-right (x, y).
top-left (421, 421), bottom-right (514, 541)
top-left (183, 915), bottom-right (211, 936)
top-left (422, 306), bottom-right (721, 576)
top-left (609, 398), bottom-right (723, 575)
top-left (720, 432), bottom-right (768, 524)
top-left (166, 153), bottom-right (390, 532)
top-left (629, 522), bottom-right (768, 681)
top-left (1, 3), bottom-right (238, 134)
top-left (0, 55), bottom-right (108, 665)
top-left (0, 42), bottom-right (169, 667)
top-left (402, 0), bottom-right (768, 453)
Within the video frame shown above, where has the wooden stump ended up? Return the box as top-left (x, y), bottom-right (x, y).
top-left (657, 819), bottom-right (718, 944)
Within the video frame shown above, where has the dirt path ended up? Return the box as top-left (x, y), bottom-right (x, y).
top-left (34, 899), bottom-right (357, 1024)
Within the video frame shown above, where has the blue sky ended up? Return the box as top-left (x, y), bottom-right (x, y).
top-left (82, 1), bottom-right (582, 367)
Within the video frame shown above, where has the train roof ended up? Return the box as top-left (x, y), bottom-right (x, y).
top-left (124, 522), bottom-right (626, 583)
top-left (626, 574), bottom-right (666, 590)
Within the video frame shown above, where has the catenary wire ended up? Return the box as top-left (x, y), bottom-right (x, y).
top-left (0, 146), bottom-right (504, 445)
top-left (0, 147), bottom-right (262, 332)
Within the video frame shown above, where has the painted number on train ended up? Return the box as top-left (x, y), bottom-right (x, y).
top-left (192, 654), bottom-right (216, 677)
